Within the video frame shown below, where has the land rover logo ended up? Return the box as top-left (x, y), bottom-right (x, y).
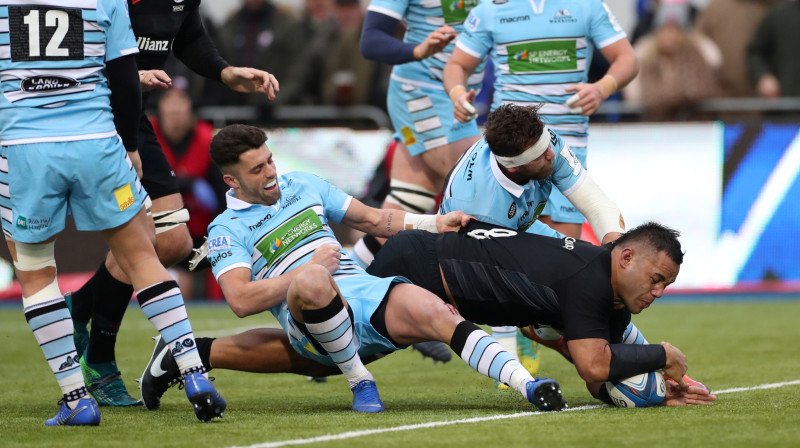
top-left (508, 203), bottom-right (517, 219)
top-left (21, 75), bottom-right (79, 92)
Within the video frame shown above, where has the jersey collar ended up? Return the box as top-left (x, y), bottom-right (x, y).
top-left (224, 188), bottom-right (280, 213)
top-left (490, 153), bottom-right (535, 198)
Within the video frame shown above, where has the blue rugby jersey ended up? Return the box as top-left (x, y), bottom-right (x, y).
top-left (439, 129), bottom-right (583, 235)
top-left (207, 171), bottom-right (366, 319)
top-left (367, 0), bottom-right (487, 91)
top-left (0, 0), bottom-right (138, 145)
top-left (456, 0), bottom-right (625, 148)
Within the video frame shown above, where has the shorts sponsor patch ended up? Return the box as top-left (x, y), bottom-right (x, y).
top-left (401, 126), bottom-right (417, 146)
top-left (114, 183), bottom-right (136, 211)
top-left (208, 235), bottom-right (231, 254)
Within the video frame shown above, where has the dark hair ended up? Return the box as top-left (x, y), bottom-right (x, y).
top-left (209, 124), bottom-right (268, 171)
top-left (483, 104), bottom-right (546, 157)
top-left (614, 221), bottom-right (684, 265)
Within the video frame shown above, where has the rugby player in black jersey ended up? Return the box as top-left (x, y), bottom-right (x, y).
top-left (66, 0), bottom-right (278, 406)
top-left (140, 220), bottom-right (715, 408)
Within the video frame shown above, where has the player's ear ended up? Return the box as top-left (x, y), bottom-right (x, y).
top-left (222, 174), bottom-right (238, 189)
top-left (620, 247), bottom-right (634, 268)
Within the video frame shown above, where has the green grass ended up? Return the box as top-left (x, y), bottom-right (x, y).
top-left (2, 300), bottom-right (799, 447)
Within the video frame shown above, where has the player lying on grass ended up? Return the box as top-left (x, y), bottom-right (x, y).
top-left (140, 124), bottom-right (568, 413)
top-left (141, 218), bottom-right (714, 408)
top-left (369, 221), bottom-right (715, 407)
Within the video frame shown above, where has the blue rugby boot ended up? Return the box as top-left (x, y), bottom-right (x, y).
top-left (526, 378), bottom-right (567, 412)
top-left (350, 379), bottom-right (385, 413)
top-left (45, 397), bottom-right (101, 426)
top-left (184, 371), bottom-right (226, 422)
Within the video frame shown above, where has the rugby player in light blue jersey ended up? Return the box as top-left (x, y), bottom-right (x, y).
top-left (202, 124), bottom-right (567, 413)
top-left (352, 0), bottom-right (487, 269)
top-left (0, 0), bottom-right (223, 425)
top-left (444, 0), bottom-right (637, 239)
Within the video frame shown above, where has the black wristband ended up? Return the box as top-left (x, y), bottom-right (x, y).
top-left (597, 384), bottom-right (615, 405)
top-left (607, 344), bottom-right (666, 381)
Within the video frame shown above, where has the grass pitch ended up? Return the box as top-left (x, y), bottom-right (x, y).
top-left (1, 299), bottom-right (799, 448)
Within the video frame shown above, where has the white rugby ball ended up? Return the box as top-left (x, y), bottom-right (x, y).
top-left (605, 370), bottom-right (666, 408)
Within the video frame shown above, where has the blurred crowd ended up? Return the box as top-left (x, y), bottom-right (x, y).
top-left (151, 0), bottom-right (799, 124)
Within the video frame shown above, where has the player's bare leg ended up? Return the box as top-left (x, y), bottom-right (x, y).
top-left (383, 283), bottom-right (566, 411)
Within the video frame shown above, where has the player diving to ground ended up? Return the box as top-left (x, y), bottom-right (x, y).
top-left (141, 220), bottom-right (715, 408)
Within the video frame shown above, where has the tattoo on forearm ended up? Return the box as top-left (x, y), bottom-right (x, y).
top-left (387, 211), bottom-right (393, 234)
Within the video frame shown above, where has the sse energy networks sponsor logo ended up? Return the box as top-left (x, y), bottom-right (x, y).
top-left (256, 209), bottom-right (324, 267)
top-left (508, 40), bottom-right (578, 73)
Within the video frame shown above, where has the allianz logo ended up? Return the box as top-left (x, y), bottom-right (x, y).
top-left (137, 36), bottom-right (170, 52)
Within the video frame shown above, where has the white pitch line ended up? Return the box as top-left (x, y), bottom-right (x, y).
top-left (712, 379), bottom-right (800, 395)
top-left (227, 379), bottom-right (800, 448)
top-left (226, 405), bottom-right (603, 448)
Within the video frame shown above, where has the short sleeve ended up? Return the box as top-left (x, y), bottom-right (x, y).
top-left (549, 131), bottom-right (586, 196)
top-left (208, 223), bottom-right (252, 280)
top-left (103, 0), bottom-right (138, 62)
top-left (455, 4), bottom-right (492, 60)
top-left (590, 0), bottom-right (627, 49)
top-left (366, 0), bottom-right (408, 21)
top-left (299, 172), bottom-right (352, 224)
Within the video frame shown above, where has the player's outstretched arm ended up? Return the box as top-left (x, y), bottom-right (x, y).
top-left (564, 173), bottom-right (624, 244)
top-left (340, 199), bottom-right (471, 238)
top-left (568, 338), bottom-right (677, 384)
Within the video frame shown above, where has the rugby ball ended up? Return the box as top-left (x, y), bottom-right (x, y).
top-left (604, 370), bottom-right (666, 408)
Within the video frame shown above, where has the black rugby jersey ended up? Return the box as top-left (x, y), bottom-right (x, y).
top-left (128, 0), bottom-right (226, 80)
top-left (436, 221), bottom-right (630, 343)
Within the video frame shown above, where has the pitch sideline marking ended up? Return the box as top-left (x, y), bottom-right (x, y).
top-left (226, 379), bottom-right (800, 448)
top-left (712, 379), bottom-right (800, 395)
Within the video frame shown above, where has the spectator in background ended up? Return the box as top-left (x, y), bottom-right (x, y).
top-left (150, 87), bottom-right (227, 298)
top-left (321, 0), bottom-right (383, 106)
top-left (215, 0), bottom-right (308, 110)
top-left (696, 0), bottom-right (776, 98)
top-left (624, 0), bottom-right (722, 120)
top-left (630, 0), bottom-right (699, 44)
top-left (747, 0), bottom-right (800, 98)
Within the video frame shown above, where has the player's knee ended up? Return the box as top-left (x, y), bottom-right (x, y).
top-left (384, 180), bottom-right (437, 214)
top-left (414, 295), bottom-right (462, 338)
top-left (12, 240), bottom-right (56, 273)
top-left (288, 265), bottom-right (334, 307)
top-left (151, 207), bottom-right (192, 265)
top-left (154, 225), bottom-right (193, 267)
